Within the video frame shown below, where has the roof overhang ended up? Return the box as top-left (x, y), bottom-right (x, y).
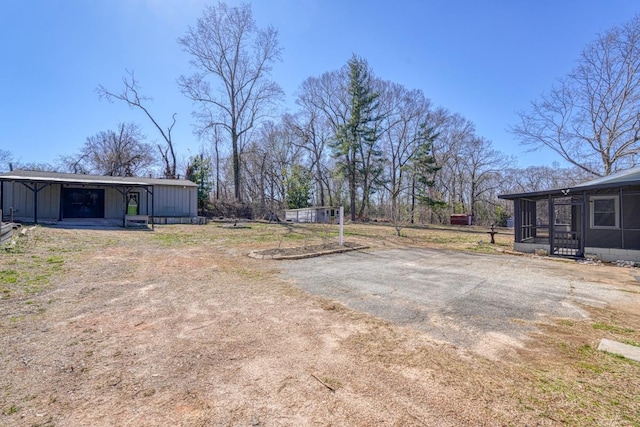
top-left (499, 180), bottom-right (640, 200)
top-left (500, 166), bottom-right (640, 201)
top-left (499, 189), bottom-right (567, 200)
top-left (0, 173), bottom-right (150, 187)
top-left (0, 170), bottom-right (197, 188)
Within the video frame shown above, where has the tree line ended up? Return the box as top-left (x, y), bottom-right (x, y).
top-left (4, 3), bottom-right (640, 227)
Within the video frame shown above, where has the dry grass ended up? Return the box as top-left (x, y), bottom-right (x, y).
top-left (0, 222), bottom-right (639, 426)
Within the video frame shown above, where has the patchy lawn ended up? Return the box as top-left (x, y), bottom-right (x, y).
top-left (1, 222), bottom-right (639, 426)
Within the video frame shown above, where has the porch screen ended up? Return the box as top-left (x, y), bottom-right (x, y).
top-left (623, 193), bottom-right (640, 230)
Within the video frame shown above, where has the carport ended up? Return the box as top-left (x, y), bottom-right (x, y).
top-left (1, 170), bottom-right (198, 227)
top-left (0, 170), bottom-right (155, 227)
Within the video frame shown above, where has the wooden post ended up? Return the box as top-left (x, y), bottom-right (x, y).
top-left (339, 206), bottom-right (344, 246)
top-left (33, 183), bottom-right (39, 224)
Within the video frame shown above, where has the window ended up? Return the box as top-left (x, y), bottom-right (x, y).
top-left (590, 196), bottom-right (619, 229)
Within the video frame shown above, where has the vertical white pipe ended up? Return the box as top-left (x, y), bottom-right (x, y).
top-left (339, 206), bottom-right (344, 246)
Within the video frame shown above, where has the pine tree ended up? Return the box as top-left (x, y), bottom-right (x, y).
top-left (331, 55), bottom-right (382, 221)
top-left (411, 124), bottom-right (445, 217)
top-left (186, 154), bottom-right (213, 211)
top-left (285, 165), bottom-right (313, 209)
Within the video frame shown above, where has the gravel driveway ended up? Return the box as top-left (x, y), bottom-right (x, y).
top-left (281, 248), bottom-right (636, 356)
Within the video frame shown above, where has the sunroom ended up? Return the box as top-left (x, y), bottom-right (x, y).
top-left (499, 167), bottom-right (640, 262)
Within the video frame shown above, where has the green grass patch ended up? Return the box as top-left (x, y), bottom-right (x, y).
top-left (0, 269), bottom-right (19, 284)
top-left (234, 267), bottom-right (266, 279)
top-left (530, 367), bottom-right (639, 425)
top-left (466, 242), bottom-right (512, 254)
top-left (577, 343), bottom-right (595, 356)
top-left (622, 339), bottom-right (640, 347)
top-left (2, 405), bottom-right (19, 415)
top-left (557, 319), bottom-right (576, 327)
top-left (46, 255), bottom-right (65, 268)
top-left (578, 361), bottom-right (605, 374)
top-left (152, 232), bottom-right (207, 246)
top-left (0, 228), bottom-right (71, 299)
top-left (152, 225), bottom-right (225, 247)
top-left (593, 322), bottom-right (635, 334)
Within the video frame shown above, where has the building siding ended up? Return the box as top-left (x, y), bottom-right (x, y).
top-left (105, 187), bottom-right (123, 219)
top-left (153, 185), bottom-right (197, 217)
top-left (2, 181), bottom-right (60, 221)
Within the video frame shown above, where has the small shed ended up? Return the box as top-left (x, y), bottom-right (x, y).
top-left (285, 206), bottom-right (339, 224)
top-left (450, 214), bottom-right (473, 225)
top-left (499, 166), bottom-right (640, 262)
top-left (0, 170), bottom-right (198, 226)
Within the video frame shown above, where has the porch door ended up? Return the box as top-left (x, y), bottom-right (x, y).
top-left (551, 196), bottom-right (585, 257)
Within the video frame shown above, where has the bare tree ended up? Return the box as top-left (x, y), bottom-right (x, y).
top-left (512, 14), bottom-right (640, 176)
top-left (97, 70), bottom-right (178, 178)
top-left (283, 112), bottom-right (334, 207)
top-left (377, 82), bottom-right (434, 231)
top-left (429, 110), bottom-right (476, 218)
top-left (296, 69), bottom-right (352, 207)
top-left (0, 149), bottom-right (12, 172)
top-left (207, 125), bottom-right (225, 200)
top-left (178, 2), bottom-right (283, 201)
top-left (462, 137), bottom-right (512, 223)
top-left (241, 122), bottom-right (294, 213)
top-left (12, 162), bottom-right (60, 172)
top-left (65, 123), bottom-right (156, 176)
top-left (500, 163), bottom-right (590, 195)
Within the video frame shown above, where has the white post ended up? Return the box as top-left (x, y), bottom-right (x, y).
top-left (339, 206), bottom-right (344, 246)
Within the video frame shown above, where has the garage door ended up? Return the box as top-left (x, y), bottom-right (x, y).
top-left (62, 188), bottom-right (105, 218)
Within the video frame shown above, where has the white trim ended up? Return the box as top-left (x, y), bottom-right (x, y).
top-left (589, 195), bottom-right (619, 229)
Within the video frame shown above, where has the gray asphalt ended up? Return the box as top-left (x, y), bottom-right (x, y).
top-left (280, 248), bottom-right (633, 352)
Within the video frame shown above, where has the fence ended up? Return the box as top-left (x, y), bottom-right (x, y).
top-left (0, 210), bottom-right (13, 245)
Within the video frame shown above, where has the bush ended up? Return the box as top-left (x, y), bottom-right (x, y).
top-left (203, 200), bottom-right (254, 219)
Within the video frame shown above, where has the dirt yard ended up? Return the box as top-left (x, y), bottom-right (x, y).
top-left (1, 222), bottom-right (640, 426)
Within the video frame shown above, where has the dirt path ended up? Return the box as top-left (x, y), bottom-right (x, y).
top-left (1, 224), bottom-right (639, 426)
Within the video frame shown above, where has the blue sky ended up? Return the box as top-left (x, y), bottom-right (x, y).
top-left (1, 0), bottom-right (639, 171)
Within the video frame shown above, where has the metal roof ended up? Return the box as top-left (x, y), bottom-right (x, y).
top-left (573, 166), bottom-right (640, 188)
top-left (0, 170), bottom-right (198, 187)
top-left (499, 166), bottom-right (640, 200)
top-left (498, 188), bottom-right (568, 200)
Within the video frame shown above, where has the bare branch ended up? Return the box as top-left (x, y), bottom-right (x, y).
top-left (511, 14), bottom-right (640, 176)
top-left (97, 70), bottom-right (177, 178)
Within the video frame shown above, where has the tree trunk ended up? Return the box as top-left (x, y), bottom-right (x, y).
top-left (349, 157), bottom-right (357, 221)
top-left (316, 162), bottom-right (325, 206)
top-left (215, 138), bottom-right (221, 200)
top-left (232, 130), bottom-right (242, 202)
top-left (410, 176), bottom-right (416, 224)
top-left (358, 176), bottom-right (368, 219)
top-left (390, 172), bottom-right (398, 225)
